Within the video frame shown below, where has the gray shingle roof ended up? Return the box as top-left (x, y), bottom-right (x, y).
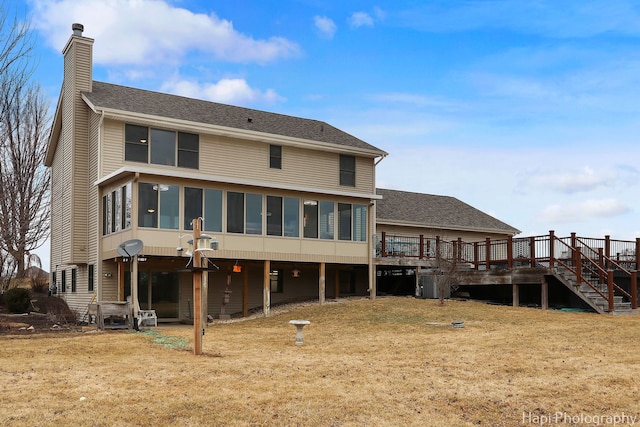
top-left (83, 81), bottom-right (385, 154)
top-left (376, 188), bottom-right (520, 235)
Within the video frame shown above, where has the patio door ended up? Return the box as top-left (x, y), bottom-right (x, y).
top-left (138, 271), bottom-right (180, 319)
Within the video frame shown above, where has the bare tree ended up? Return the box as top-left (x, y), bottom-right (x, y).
top-left (433, 237), bottom-right (462, 305)
top-left (0, 5), bottom-right (49, 279)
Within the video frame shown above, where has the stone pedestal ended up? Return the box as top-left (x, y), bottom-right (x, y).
top-left (289, 320), bottom-right (311, 345)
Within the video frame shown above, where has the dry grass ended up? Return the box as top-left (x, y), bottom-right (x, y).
top-left (2, 297), bottom-right (640, 426)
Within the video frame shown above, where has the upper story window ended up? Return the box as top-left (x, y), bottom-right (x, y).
top-left (270, 145), bottom-right (282, 169)
top-left (125, 124), bottom-right (199, 169)
top-left (339, 155), bottom-right (355, 186)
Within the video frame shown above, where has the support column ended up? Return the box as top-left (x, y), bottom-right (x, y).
top-left (319, 262), bottom-right (326, 305)
top-left (242, 265), bottom-right (249, 317)
top-left (541, 279), bottom-right (548, 310)
top-left (263, 260), bottom-right (270, 316)
top-left (512, 283), bottom-right (519, 307)
top-left (415, 266), bottom-right (421, 297)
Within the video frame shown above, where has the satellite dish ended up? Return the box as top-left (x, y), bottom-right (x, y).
top-left (117, 239), bottom-right (144, 258)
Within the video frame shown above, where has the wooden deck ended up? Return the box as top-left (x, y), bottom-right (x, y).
top-left (376, 231), bottom-right (639, 314)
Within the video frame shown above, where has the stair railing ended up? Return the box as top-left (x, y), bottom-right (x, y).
top-left (574, 237), bottom-right (635, 310)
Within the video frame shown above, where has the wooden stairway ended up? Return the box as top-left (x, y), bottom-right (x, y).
top-left (554, 270), bottom-right (636, 315)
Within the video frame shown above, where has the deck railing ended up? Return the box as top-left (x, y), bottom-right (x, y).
top-left (376, 230), bottom-right (639, 310)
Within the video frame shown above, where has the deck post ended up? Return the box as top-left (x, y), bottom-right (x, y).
top-left (512, 284), bottom-right (519, 307)
top-left (598, 248), bottom-right (605, 285)
top-left (263, 260), bottom-right (270, 316)
top-left (570, 232), bottom-right (577, 251)
top-left (529, 236), bottom-right (536, 268)
top-left (575, 247), bottom-right (582, 284)
top-left (485, 237), bottom-right (491, 270)
top-left (635, 238), bottom-right (640, 272)
top-left (473, 242), bottom-right (479, 269)
top-left (419, 235), bottom-right (424, 259)
top-left (381, 231), bottom-right (387, 257)
top-left (541, 279), bottom-right (548, 310)
top-left (507, 235), bottom-right (513, 268)
top-left (631, 271), bottom-right (638, 310)
top-left (605, 235), bottom-right (611, 269)
top-left (319, 262), bottom-right (326, 305)
top-left (457, 237), bottom-right (463, 263)
top-left (607, 270), bottom-right (614, 312)
top-left (549, 230), bottom-right (555, 268)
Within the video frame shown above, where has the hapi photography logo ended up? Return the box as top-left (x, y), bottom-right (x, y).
top-left (522, 411), bottom-right (638, 426)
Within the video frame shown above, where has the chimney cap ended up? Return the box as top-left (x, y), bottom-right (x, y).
top-left (72, 23), bottom-right (84, 36)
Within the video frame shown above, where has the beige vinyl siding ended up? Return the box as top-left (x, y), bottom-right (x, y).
top-left (70, 42), bottom-right (92, 263)
top-left (100, 123), bottom-right (376, 195)
top-left (200, 134), bottom-right (375, 194)
top-left (101, 118), bottom-right (123, 175)
top-left (49, 140), bottom-right (64, 278)
top-left (376, 224), bottom-right (514, 243)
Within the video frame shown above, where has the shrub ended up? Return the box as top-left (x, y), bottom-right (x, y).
top-left (4, 287), bottom-right (31, 313)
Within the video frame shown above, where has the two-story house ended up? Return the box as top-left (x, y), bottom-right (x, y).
top-left (45, 24), bottom-right (388, 321)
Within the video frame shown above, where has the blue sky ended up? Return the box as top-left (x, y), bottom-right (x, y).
top-left (15, 0), bottom-right (640, 266)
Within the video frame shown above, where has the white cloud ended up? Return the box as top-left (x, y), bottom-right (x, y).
top-left (349, 12), bottom-right (374, 28)
top-left (30, 0), bottom-right (300, 65)
top-left (537, 199), bottom-right (631, 223)
top-left (527, 166), bottom-right (615, 194)
top-left (314, 15), bottom-right (337, 39)
top-left (160, 77), bottom-right (285, 105)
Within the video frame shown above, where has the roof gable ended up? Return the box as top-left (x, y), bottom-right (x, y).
top-left (376, 188), bottom-right (520, 235)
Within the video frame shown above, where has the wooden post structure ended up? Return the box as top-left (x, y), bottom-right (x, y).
top-left (263, 260), bottom-right (270, 316)
top-left (607, 270), bottom-right (614, 313)
top-left (598, 248), bottom-right (605, 285)
top-left (192, 218), bottom-right (203, 356)
top-left (381, 231), bottom-right (387, 257)
top-left (242, 265), bottom-right (249, 317)
top-left (528, 236), bottom-right (535, 267)
top-left (635, 238), bottom-right (640, 272)
top-left (631, 270), bottom-right (638, 310)
top-left (319, 262), bottom-right (326, 305)
top-left (507, 235), bottom-right (513, 268)
top-left (419, 235), bottom-right (424, 259)
top-left (549, 230), bottom-right (555, 268)
top-left (473, 242), bottom-right (479, 269)
top-left (512, 284), bottom-right (519, 307)
top-left (485, 237), bottom-right (491, 270)
top-left (541, 279), bottom-right (548, 310)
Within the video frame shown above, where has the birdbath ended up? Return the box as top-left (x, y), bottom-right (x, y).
top-left (289, 320), bottom-right (311, 345)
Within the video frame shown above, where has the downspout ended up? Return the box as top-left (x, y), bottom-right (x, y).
top-left (96, 109), bottom-right (105, 302)
top-left (368, 199), bottom-right (376, 300)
